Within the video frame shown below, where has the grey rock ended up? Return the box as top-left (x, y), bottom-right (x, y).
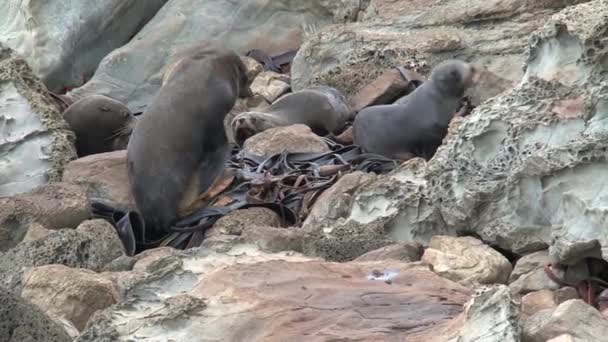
top-left (0, 287), bottom-right (71, 342)
top-left (0, 219), bottom-right (124, 294)
top-left (0, 0), bottom-right (168, 91)
top-left (66, 0), bottom-right (362, 113)
top-left (0, 182), bottom-right (90, 251)
top-left (0, 45), bottom-right (77, 197)
top-left (316, 1), bottom-right (608, 264)
top-left (456, 285), bottom-right (520, 342)
top-left (509, 250), bottom-right (560, 297)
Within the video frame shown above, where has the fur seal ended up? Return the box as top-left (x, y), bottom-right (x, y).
top-left (231, 86), bottom-right (351, 145)
top-left (353, 59), bottom-right (480, 160)
top-left (127, 48), bottom-right (252, 238)
top-left (62, 95), bottom-right (135, 157)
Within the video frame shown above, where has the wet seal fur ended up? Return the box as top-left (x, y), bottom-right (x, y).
top-left (353, 59), bottom-right (480, 160)
top-left (62, 95), bottom-right (135, 157)
top-left (127, 47), bottom-right (252, 238)
top-left (231, 86), bottom-right (351, 146)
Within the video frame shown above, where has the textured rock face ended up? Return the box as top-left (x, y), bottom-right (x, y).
top-left (0, 0), bottom-right (168, 92)
top-left (242, 124), bottom-right (330, 157)
top-left (314, 0), bottom-right (608, 264)
top-left (0, 287), bottom-right (72, 342)
top-left (76, 248), bottom-right (471, 341)
top-left (291, 0), bottom-right (590, 99)
top-left (67, 0), bottom-right (362, 112)
top-left (0, 46), bottom-right (77, 197)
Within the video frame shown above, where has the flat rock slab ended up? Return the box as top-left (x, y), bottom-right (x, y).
top-left (77, 250), bottom-right (472, 341)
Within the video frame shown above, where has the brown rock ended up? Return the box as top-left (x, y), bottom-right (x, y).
top-left (250, 71), bottom-right (291, 103)
top-left (350, 67), bottom-right (424, 113)
top-left (547, 335), bottom-right (576, 342)
top-left (509, 250), bottom-right (559, 296)
top-left (242, 124), bottom-right (329, 158)
top-left (354, 242), bottom-right (423, 262)
top-left (208, 207), bottom-right (283, 237)
top-left (21, 223), bottom-right (52, 243)
top-left (521, 290), bottom-right (559, 319)
top-left (0, 182), bottom-right (90, 251)
top-left (21, 265), bottom-right (120, 331)
top-left (62, 150), bottom-right (134, 210)
top-left (193, 261), bottom-right (471, 341)
top-left (421, 236), bottom-right (512, 287)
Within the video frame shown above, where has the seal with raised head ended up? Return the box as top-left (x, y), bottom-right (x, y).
top-left (353, 59), bottom-right (480, 160)
top-left (231, 86), bottom-right (351, 145)
top-left (62, 95), bottom-right (135, 157)
top-left (127, 48), bottom-right (252, 238)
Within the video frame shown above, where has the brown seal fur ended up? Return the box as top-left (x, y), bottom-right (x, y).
top-left (127, 48), bottom-right (252, 237)
top-left (231, 86), bottom-right (351, 145)
top-left (353, 59), bottom-right (480, 160)
top-left (62, 95), bottom-right (135, 157)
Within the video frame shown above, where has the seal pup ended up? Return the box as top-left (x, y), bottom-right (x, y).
top-left (127, 48), bottom-right (252, 238)
top-left (62, 95), bottom-right (135, 157)
top-left (231, 86), bottom-right (351, 145)
top-left (353, 59), bottom-right (480, 160)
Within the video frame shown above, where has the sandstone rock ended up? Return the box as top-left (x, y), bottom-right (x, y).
top-left (242, 124), bottom-right (329, 158)
top-left (21, 223), bottom-right (52, 243)
top-left (0, 219), bottom-right (124, 294)
top-left (303, 171), bottom-right (376, 230)
top-left (454, 285), bottom-right (520, 342)
top-left (547, 335), bottom-right (576, 342)
top-left (0, 287), bottom-right (71, 342)
top-left (521, 290), bottom-right (560, 319)
top-left (354, 242), bottom-right (423, 262)
top-left (21, 265), bottom-right (120, 331)
top-left (208, 207), bottom-right (283, 237)
top-left (318, 0), bottom-right (608, 263)
top-left (77, 248), bottom-right (472, 341)
top-left (291, 0), bottom-right (584, 98)
top-left (524, 299), bottom-right (608, 342)
top-left (421, 236), bottom-right (513, 287)
top-left (350, 67), bottom-right (423, 113)
top-left (62, 150), bottom-right (134, 211)
top-left (0, 0), bottom-right (167, 91)
top-left (0, 182), bottom-right (89, 251)
top-left (509, 250), bottom-right (560, 296)
top-left (250, 71), bottom-right (291, 103)
top-left (0, 46), bottom-right (76, 197)
top-left (67, 0), bottom-right (361, 113)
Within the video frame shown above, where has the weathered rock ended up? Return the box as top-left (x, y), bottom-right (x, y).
top-left (0, 182), bottom-right (89, 251)
top-left (66, 0), bottom-right (362, 113)
top-left (0, 287), bottom-right (72, 342)
top-left (208, 207), bottom-right (283, 236)
top-left (303, 171), bottom-right (376, 230)
top-left (421, 236), bottom-right (513, 287)
top-left (77, 247), bottom-right (472, 341)
top-left (62, 150), bottom-right (134, 211)
top-left (316, 0), bottom-right (608, 265)
top-left (350, 67), bottom-right (423, 113)
top-left (291, 0), bottom-right (586, 100)
top-left (21, 223), bottom-right (52, 243)
top-left (0, 45), bottom-right (76, 197)
top-left (242, 124), bottom-right (329, 158)
top-left (250, 71), bottom-right (291, 103)
top-left (524, 299), bottom-right (608, 342)
top-left (509, 250), bottom-right (560, 296)
top-left (354, 242), bottom-right (423, 262)
top-left (21, 265), bottom-right (120, 331)
top-left (547, 335), bottom-right (576, 342)
top-left (454, 285), bottom-right (520, 342)
top-left (521, 290), bottom-right (561, 319)
top-left (0, 0), bottom-right (168, 91)
top-left (0, 219), bottom-right (124, 294)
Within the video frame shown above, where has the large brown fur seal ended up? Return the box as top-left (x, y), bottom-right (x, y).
top-left (353, 59), bottom-right (480, 160)
top-left (62, 95), bottom-right (135, 157)
top-left (231, 86), bottom-right (351, 145)
top-left (127, 48), bottom-right (252, 238)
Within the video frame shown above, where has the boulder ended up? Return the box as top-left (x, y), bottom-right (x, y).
top-left (242, 124), bottom-right (330, 158)
top-left (0, 45), bottom-right (76, 197)
top-left (0, 0), bottom-right (168, 91)
top-left (66, 0), bottom-right (362, 113)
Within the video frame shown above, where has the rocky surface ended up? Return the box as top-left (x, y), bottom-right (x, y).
top-left (66, 0), bottom-right (362, 113)
top-left (0, 45), bottom-right (76, 197)
top-left (0, 0), bottom-right (168, 92)
top-left (0, 0), bottom-right (606, 340)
